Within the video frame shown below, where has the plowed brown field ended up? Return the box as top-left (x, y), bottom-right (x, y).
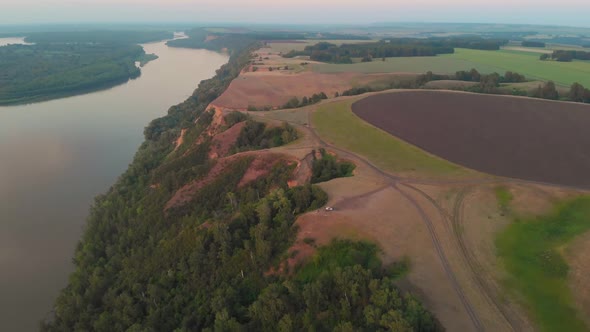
top-left (352, 91), bottom-right (590, 188)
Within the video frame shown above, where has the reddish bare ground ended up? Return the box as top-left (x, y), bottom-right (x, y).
top-left (212, 72), bottom-right (415, 109)
top-left (204, 106), bottom-right (227, 137)
top-left (353, 91), bottom-right (590, 188)
top-left (209, 121), bottom-right (246, 159)
top-left (165, 151), bottom-right (296, 211)
top-left (174, 128), bottom-right (187, 151)
top-left (237, 152), bottom-right (294, 188)
top-left (288, 153), bottom-right (313, 188)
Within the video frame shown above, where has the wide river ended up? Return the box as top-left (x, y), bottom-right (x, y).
top-left (0, 37), bottom-right (228, 331)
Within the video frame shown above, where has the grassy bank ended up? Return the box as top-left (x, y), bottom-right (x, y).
top-left (312, 99), bottom-right (468, 178)
top-left (496, 196), bottom-right (590, 332)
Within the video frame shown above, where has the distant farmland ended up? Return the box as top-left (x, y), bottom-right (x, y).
top-left (314, 48), bottom-right (590, 87)
top-left (352, 91), bottom-right (590, 188)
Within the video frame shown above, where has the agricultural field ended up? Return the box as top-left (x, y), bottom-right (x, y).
top-left (443, 49), bottom-right (590, 87)
top-left (352, 90), bottom-right (590, 188)
top-left (313, 48), bottom-right (590, 87)
top-left (312, 98), bottom-right (470, 178)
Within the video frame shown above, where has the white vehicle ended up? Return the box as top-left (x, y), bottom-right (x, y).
top-left (325, 207), bottom-right (334, 211)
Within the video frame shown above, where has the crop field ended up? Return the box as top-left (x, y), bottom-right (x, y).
top-left (496, 196), bottom-right (590, 332)
top-left (314, 48), bottom-right (590, 87)
top-left (444, 48), bottom-right (590, 87)
top-left (312, 98), bottom-right (468, 178)
top-left (352, 90), bottom-right (590, 188)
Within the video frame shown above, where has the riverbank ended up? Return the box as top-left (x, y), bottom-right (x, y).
top-left (0, 40), bottom-right (228, 332)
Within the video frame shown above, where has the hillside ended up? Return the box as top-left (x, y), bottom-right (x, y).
top-left (43, 37), bottom-right (439, 331)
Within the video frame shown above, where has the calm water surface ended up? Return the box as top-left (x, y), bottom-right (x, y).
top-left (0, 38), bottom-right (228, 331)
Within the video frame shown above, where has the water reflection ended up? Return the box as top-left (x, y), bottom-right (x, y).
top-left (0, 40), bottom-right (228, 331)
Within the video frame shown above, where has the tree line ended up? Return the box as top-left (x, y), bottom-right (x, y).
top-left (521, 41), bottom-right (546, 48)
top-left (540, 50), bottom-right (590, 62)
top-left (338, 67), bottom-right (590, 104)
top-left (24, 30), bottom-right (172, 44)
top-left (283, 37), bottom-right (507, 64)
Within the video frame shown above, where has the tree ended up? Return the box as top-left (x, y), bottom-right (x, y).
top-left (569, 82), bottom-right (586, 102)
top-left (534, 81), bottom-right (559, 100)
top-left (469, 68), bottom-right (481, 82)
top-left (542, 81), bottom-right (559, 100)
top-left (480, 73), bottom-right (500, 93)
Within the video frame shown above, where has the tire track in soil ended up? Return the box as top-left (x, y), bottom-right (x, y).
top-left (394, 183), bottom-right (484, 332)
top-left (255, 105), bottom-right (571, 331)
top-left (302, 108), bottom-right (485, 331)
top-left (451, 188), bottom-right (519, 332)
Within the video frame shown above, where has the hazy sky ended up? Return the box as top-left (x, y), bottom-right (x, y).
top-left (1, 0), bottom-right (590, 27)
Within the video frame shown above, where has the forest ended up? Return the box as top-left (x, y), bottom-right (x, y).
top-left (23, 30), bottom-right (172, 44)
top-left (43, 31), bottom-right (439, 332)
top-left (0, 30), bottom-right (171, 105)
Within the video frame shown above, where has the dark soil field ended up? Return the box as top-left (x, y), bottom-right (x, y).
top-left (352, 91), bottom-right (590, 188)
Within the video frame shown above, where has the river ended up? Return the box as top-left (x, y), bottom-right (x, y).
top-left (0, 37), bottom-right (228, 331)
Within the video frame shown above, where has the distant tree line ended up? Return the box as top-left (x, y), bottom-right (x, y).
top-left (282, 92), bottom-right (328, 109)
top-left (521, 40), bottom-right (546, 48)
top-left (283, 37), bottom-right (507, 64)
top-left (311, 32), bottom-right (371, 40)
top-left (24, 30), bottom-right (173, 44)
top-left (540, 50), bottom-right (590, 62)
top-left (284, 41), bottom-right (453, 64)
top-left (338, 68), bottom-right (590, 104)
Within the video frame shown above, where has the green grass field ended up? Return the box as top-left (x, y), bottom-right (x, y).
top-left (496, 196), bottom-right (590, 332)
top-left (313, 48), bottom-right (590, 87)
top-left (312, 99), bottom-right (470, 178)
top-left (445, 49), bottom-right (590, 87)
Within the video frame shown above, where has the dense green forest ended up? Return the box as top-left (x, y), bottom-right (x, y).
top-left (0, 30), bottom-right (171, 105)
top-left (24, 30), bottom-right (172, 44)
top-left (43, 32), bottom-right (439, 331)
top-left (284, 37), bottom-right (507, 63)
